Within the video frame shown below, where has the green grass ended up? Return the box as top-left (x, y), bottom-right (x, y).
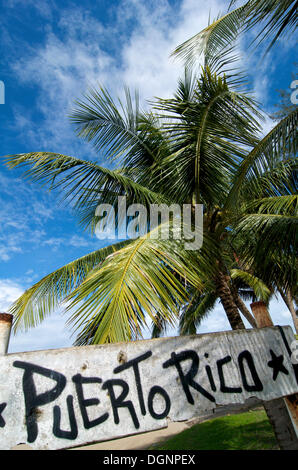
top-left (151, 410), bottom-right (279, 450)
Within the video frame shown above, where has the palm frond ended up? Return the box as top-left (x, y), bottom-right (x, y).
top-left (240, 159), bottom-right (298, 203)
top-left (154, 68), bottom-right (261, 206)
top-left (230, 268), bottom-right (271, 302)
top-left (244, 194), bottom-right (298, 215)
top-left (179, 290), bottom-right (218, 335)
top-left (70, 86), bottom-right (168, 168)
top-left (173, 1), bottom-right (297, 72)
top-left (231, 0), bottom-right (298, 52)
top-left (226, 108), bottom-right (298, 209)
top-left (150, 310), bottom-right (175, 339)
top-left (233, 211), bottom-right (297, 292)
top-left (10, 240), bottom-right (131, 333)
top-left (172, 5), bottom-right (248, 79)
top-left (5, 152), bottom-right (167, 232)
top-left (65, 223), bottom-right (216, 345)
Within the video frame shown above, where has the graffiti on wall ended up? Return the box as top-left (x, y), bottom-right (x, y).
top-left (0, 326), bottom-right (297, 449)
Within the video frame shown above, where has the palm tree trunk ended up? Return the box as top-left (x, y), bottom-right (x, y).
top-left (215, 271), bottom-right (245, 330)
top-left (230, 286), bottom-right (257, 328)
top-left (263, 398), bottom-right (298, 450)
top-left (279, 288), bottom-right (298, 334)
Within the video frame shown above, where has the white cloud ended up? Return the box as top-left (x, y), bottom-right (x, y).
top-left (9, 0), bottom-right (280, 161)
top-left (5, 0), bottom-right (54, 19)
top-left (0, 278), bottom-right (73, 353)
top-left (42, 237), bottom-right (65, 248)
top-left (119, 0), bottom-right (223, 101)
top-left (69, 234), bottom-right (94, 248)
top-left (0, 243), bottom-right (22, 262)
top-left (8, 311), bottom-right (73, 353)
top-left (11, 10), bottom-right (114, 156)
top-left (259, 113), bottom-right (275, 137)
top-left (197, 295), bottom-right (296, 335)
top-left (7, 0), bottom-right (288, 159)
top-left (0, 173), bottom-right (55, 261)
top-left (42, 234), bottom-right (97, 251)
top-left (10, 0), bottom-right (225, 155)
top-left (0, 279), bottom-right (24, 312)
top-left (197, 304), bottom-right (232, 334)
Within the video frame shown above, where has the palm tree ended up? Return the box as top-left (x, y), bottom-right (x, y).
top-left (5, 64), bottom-right (297, 344)
top-left (171, 0), bottom-right (298, 333)
top-left (156, 178), bottom-right (297, 337)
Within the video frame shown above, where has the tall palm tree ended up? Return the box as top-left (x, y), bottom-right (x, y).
top-left (5, 65), bottom-right (297, 344)
top-left (172, 0), bottom-right (298, 332)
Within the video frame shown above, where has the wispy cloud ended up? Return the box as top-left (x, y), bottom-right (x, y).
top-left (42, 234), bottom-right (96, 250)
top-left (0, 278), bottom-right (73, 353)
top-left (5, 0), bottom-right (54, 19)
top-left (0, 279), bottom-right (24, 311)
top-left (0, 173), bottom-right (55, 260)
top-left (8, 0), bottom-right (285, 160)
top-left (9, 0), bottom-right (224, 156)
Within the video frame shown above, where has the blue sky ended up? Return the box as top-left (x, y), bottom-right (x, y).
top-left (0, 0), bottom-right (296, 353)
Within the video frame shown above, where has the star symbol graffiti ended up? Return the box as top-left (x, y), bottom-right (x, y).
top-left (0, 403), bottom-right (7, 428)
top-left (267, 349), bottom-right (289, 381)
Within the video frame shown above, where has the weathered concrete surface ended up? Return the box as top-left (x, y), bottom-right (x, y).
top-left (12, 399), bottom-right (263, 451)
top-left (71, 399), bottom-right (263, 450)
top-left (1, 326), bottom-right (297, 450)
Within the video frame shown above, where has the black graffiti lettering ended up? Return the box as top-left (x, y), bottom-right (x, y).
top-left (10, 338), bottom-right (286, 446)
top-left (102, 379), bottom-right (139, 429)
top-left (114, 351), bottom-right (152, 416)
top-left (217, 356), bottom-right (242, 393)
top-left (238, 350), bottom-right (263, 392)
top-left (72, 374), bottom-right (109, 429)
top-left (53, 395), bottom-right (78, 440)
top-left (13, 361), bottom-right (66, 443)
top-left (163, 350), bottom-right (215, 403)
top-left (148, 385), bottom-right (171, 420)
top-left (205, 365), bottom-right (217, 392)
top-left (277, 325), bottom-right (298, 384)
top-left (267, 349), bottom-right (289, 381)
top-left (0, 403), bottom-right (7, 428)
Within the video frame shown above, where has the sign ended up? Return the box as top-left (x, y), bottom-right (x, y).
top-left (0, 326), bottom-right (297, 450)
